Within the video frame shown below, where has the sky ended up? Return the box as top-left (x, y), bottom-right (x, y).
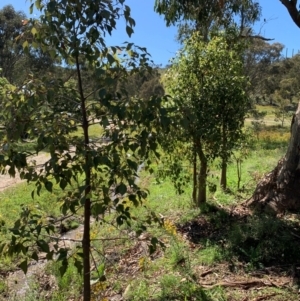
top-left (2, 0), bottom-right (300, 65)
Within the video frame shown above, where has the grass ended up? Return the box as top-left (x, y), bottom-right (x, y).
top-left (1, 122), bottom-right (300, 301)
top-left (245, 104), bottom-right (293, 128)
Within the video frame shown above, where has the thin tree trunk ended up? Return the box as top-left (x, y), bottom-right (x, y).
top-left (220, 123), bottom-right (227, 189)
top-left (220, 160), bottom-right (227, 189)
top-left (76, 55), bottom-right (91, 301)
top-left (247, 102), bottom-right (300, 214)
top-left (198, 158), bottom-right (207, 205)
top-left (192, 141), bottom-right (197, 204)
top-left (236, 158), bottom-right (241, 190)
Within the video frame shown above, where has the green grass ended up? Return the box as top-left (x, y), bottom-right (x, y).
top-left (1, 122), bottom-right (299, 300)
top-left (69, 123), bottom-right (105, 139)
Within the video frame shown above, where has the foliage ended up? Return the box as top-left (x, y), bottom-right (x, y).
top-left (117, 68), bottom-right (165, 100)
top-left (154, 0), bottom-right (261, 42)
top-left (273, 92), bottom-right (292, 127)
top-left (164, 32), bottom-right (249, 203)
top-left (0, 5), bottom-right (26, 83)
top-left (0, 0), bottom-right (171, 300)
top-left (243, 40), bottom-right (284, 101)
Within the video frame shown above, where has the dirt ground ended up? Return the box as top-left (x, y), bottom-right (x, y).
top-left (0, 153), bottom-right (50, 192)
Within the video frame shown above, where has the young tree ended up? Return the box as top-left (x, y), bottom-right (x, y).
top-left (273, 91), bottom-right (290, 127)
top-left (165, 32), bottom-right (249, 204)
top-left (0, 1), bottom-right (169, 300)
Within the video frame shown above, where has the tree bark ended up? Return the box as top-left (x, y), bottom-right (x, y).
top-left (220, 124), bottom-right (227, 189)
top-left (192, 142), bottom-right (197, 204)
top-left (280, 0), bottom-right (300, 28)
top-left (76, 55), bottom-right (91, 301)
top-left (247, 102), bottom-right (300, 214)
top-left (198, 158), bottom-right (207, 205)
top-left (196, 139), bottom-right (207, 205)
top-left (220, 160), bottom-right (227, 190)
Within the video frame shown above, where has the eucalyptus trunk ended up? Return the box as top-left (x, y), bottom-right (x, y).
top-left (196, 139), bottom-right (207, 205)
top-left (247, 102), bottom-right (300, 214)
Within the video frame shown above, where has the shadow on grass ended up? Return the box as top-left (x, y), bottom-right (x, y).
top-left (176, 203), bottom-right (300, 279)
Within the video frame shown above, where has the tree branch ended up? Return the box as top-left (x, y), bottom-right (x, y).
top-left (280, 0), bottom-right (300, 28)
top-left (240, 34), bottom-right (274, 41)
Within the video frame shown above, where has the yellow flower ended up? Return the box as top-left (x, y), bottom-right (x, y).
top-left (164, 219), bottom-right (177, 236)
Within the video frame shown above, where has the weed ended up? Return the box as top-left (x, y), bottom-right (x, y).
top-left (45, 260), bottom-right (82, 300)
top-left (196, 244), bottom-right (224, 266)
top-left (123, 280), bottom-right (150, 301)
top-left (159, 274), bottom-right (207, 300)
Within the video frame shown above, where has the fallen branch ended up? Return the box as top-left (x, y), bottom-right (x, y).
top-left (200, 269), bottom-right (214, 277)
top-left (200, 279), bottom-right (277, 289)
top-left (253, 293), bottom-right (278, 301)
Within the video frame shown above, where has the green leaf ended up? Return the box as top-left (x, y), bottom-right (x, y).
top-left (74, 258), bottom-right (83, 274)
top-left (59, 259), bottom-right (68, 277)
top-left (107, 53), bottom-right (115, 65)
top-left (127, 159), bottom-right (138, 171)
top-left (22, 41), bottom-right (29, 50)
top-left (45, 181), bottom-right (53, 192)
top-left (31, 27), bottom-right (38, 36)
top-left (32, 251), bottom-right (39, 261)
top-left (19, 259), bottom-right (28, 274)
top-left (35, 0), bottom-right (42, 9)
top-left (116, 183), bottom-right (127, 195)
top-left (126, 26), bottom-right (134, 38)
top-left (59, 179), bottom-right (67, 190)
top-left (29, 3), bottom-right (34, 14)
top-left (37, 240), bottom-right (50, 253)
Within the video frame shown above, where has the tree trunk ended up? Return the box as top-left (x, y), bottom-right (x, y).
top-left (76, 55), bottom-right (91, 301)
top-left (220, 160), bottom-right (227, 190)
top-left (195, 139), bottom-right (207, 205)
top-left (197, 158), bottom-right (207, 205)
top-left (247, 102), bottom-right (300, 214)
top-left (192, 142), bottom-right (197, 204)
top-left (220, 124), bottom-right (227, 189)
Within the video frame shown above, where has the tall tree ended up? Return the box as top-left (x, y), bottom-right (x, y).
top-left (247, 0), bottom-right (300, 213)
top-left (243, 39), bottom-right (284, 101)
top-left (0, 5), bottom-right (26, 83)
top-left (154, 0), bottom-right (261, 42)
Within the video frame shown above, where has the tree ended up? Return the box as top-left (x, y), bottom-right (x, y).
top-left (154, 0), bottom-right (261, 42)
top-left (273, 91), bottom-right (291, 127)
top-left (165, 32), bottom-right (249, 204)
top-left (116, 68), bottom-right (165, 100)
top-left (0, 1), bottom-right (169, 300)
top-left (247, 0), bottom-right (300, 213)
top-left (243, 39), bottom-right (284, 100)
top-left (0, 5), bottom-right (26, 83)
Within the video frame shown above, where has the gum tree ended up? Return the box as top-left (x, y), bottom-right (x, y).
top-left (0, 5), bottom-right (26, 83)
top-left (0, 1), bottom-right (170, 300)
top-left (247, 0), bottom-right (300, 213)
top-left (154, 0), bottom-right (261, 42)
top-left (165, 32), bottom-right (249, 204)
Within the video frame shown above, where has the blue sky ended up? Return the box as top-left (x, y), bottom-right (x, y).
top-left (2, 0), bottom-right (300, 65)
